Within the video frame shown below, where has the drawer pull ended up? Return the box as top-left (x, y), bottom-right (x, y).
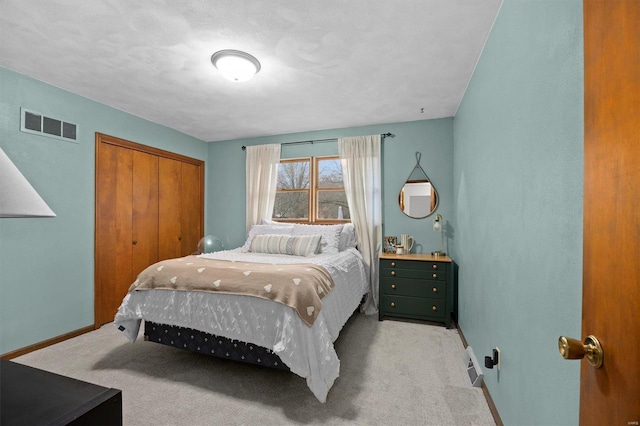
top-left (432, 273), bottom-right (437, 279)
top-left (432, 305), bottom-right (438, 312)
top-left (390, 302), bottom-right (396, 307)
top-left (391, 284), bottom-right (396, 289)
top-left (391, 271), bottom-right (396, 276)
top-left (391, 262), bottom-right (396, 267)
top-left (432, 264), bottom-right (438, 270)
top-left (432, 287), bottom-right (438, 293)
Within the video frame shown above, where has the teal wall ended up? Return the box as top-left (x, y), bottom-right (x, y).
top-left (206, 118), bottom-right (453, 251)
top-left (0, 66), bottom-right (207, 354)
top-left (452, 1), bottom-right (584, 424)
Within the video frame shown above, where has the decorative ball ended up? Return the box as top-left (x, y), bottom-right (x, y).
top-left (197, 235), bottom-right (223, 254)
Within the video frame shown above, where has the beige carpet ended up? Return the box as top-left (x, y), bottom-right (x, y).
top-left (13, 314), bottom-right (495, 425)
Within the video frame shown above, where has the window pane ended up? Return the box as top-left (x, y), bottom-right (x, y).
top-left (317, 190), bottom-right (350, 220)
top-left (317, 158), bottom-right (343, 188)
top-left (277, 161), bottom-right (309, 190)
top-left (273, 191), bottom-right (309, 219)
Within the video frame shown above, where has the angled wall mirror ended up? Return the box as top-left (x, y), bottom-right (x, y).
top-left (398, 152), bottom-right (439, 218)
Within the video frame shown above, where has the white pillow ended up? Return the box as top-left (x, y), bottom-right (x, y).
top-left (291, 224), bottom-right (344, 254)
top-left (241, 224), bottom-right (294, 252)
top-left (339, 223), bottom-right (357, 251)
top-left (250, 234), bottom-right (321, 257)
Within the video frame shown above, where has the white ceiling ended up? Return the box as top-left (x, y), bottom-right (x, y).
top-left (0, 0), bottom-right (502, 142)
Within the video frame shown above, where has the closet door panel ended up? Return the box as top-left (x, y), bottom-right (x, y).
top-left (132, 150), bottom-right (159, 278)
top-left (158, 157), bottom-right (182, 261)
top-left (95, 143), bottom-right (133, 326)
top-left (113, 148), bottom-right (134, 299)
top-left (180, 162), bottom-right (203, 256)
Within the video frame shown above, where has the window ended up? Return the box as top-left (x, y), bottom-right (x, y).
top-left (273, 159), bottom-right (310, 220)
top-left (273, 156), bottom-right (350, 223)
top-left (315, 157), bottom-right (349, 221)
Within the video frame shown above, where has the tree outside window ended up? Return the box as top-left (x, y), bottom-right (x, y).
top-left (273, 156), bottom-right (349, 223)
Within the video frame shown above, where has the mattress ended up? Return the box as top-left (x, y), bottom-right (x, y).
top-left (114, 247), bottom-right (368, 402)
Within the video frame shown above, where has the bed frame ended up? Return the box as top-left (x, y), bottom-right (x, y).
top-left (143, 321), bottom-right (289, 370)
top-left (143, 294), bottom-right (364, 372)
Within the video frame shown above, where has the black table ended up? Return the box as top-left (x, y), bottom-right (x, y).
top-left (0, 359), bottom-right (122, 425)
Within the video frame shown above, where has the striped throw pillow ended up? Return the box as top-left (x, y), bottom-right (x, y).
top-left (250, 234), bottom-right (290, 254)
top-left (249, 234), bottom-right (321, 257)
top-left (287, 235), bottom-right (322, 256)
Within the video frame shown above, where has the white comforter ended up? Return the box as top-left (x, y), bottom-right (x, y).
top-left (114, 247), bottom-right (368, 402)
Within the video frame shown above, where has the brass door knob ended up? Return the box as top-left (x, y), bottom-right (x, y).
top-left (391, 284), bottom-right (396, 289)
top-left (431, 305), bottom-right (437, 311)
top-left (390, 302), bottom-right (395, 307)
top-left (432, 273), bottom-right (437, 279)
top-left (432, 264), bottom-right (438, 270)
top-left (558, 335), bottom-right (603, 368)
top-left (391, 271), bottom-right (396, 276)
top-left (432, 287), bottom-right (438, 293)
top-left (391, 262), bottom-right (396, 267)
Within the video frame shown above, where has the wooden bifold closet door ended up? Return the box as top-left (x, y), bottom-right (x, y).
top-left (95, 133), bottom-right (204, 327)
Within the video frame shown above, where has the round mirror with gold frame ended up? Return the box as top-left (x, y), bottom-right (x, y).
top-left (398, 152), bottom-right (439, 218)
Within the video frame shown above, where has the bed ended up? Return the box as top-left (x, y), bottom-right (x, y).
top-left (114, 223), bottom-right (368, 403)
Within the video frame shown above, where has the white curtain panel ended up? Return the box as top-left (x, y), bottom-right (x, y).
top-left (339, 135), bottom-right (382, 315)
top-left (245, 144), bottom-right (281, 233)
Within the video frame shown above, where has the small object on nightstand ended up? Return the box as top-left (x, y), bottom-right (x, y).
top-left (395, 245), bottom-right (404, 255)
top-left (400, 234), bottom-right (414, 253)
top-left (384, 236), bottom-right (398, 253)
top-left (431, 213), bottom-right (446, 256)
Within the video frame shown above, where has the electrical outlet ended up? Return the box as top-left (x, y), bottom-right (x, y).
top-left (495, 347), bottom-right (501, 371)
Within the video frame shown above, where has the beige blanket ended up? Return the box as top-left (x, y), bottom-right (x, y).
top-left (130, 255), bottom-right (335, 327)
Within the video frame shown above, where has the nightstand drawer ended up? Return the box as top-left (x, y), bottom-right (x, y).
top-left (380, 267), bottom-right (446, 280)
top-left (381, 294), bottom-right (446, 318)
top-left (381, 259), bottom-right (447, 273)
top-left (380, 277), bottom-right (446, 298)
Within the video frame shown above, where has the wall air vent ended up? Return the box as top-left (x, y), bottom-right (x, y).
top-left (20, 108), bottom-right (78, 143)
top-left (463, 346), bottom-right (484, 387)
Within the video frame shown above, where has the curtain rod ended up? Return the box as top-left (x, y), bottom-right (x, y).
top-left (241, 132), bottom-right (394, 151)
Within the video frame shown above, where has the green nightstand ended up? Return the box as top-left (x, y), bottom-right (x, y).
top-left (379, 253), bottom-right (455, 328)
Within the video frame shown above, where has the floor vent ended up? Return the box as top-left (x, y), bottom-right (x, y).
top-left (463, 346), bottom-right (484, 387)
top-left (20, 107), bottom-right (78, 143)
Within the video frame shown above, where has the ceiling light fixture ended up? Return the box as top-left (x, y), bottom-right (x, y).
top-left (211, 50), bottom-right (261, 82)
